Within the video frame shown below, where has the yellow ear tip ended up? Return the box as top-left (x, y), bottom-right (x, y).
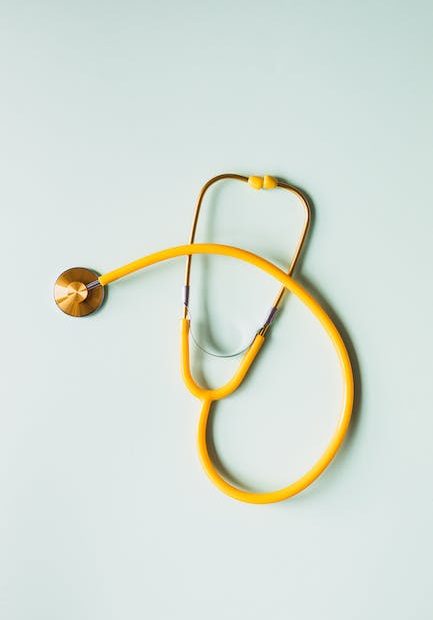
top-left (263, 175), bottom-right (277, 189)
top-left (248, 175), bottom-right (264, 190)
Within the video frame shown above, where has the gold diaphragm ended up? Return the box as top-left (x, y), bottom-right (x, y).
top-left (54, 267), bottom-right (104, 317)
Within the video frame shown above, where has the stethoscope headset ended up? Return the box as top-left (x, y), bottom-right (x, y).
top-left (54, 173), bottom-right (354, 504)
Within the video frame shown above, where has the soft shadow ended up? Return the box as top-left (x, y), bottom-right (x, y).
top-left (205, 400), bottom-right (250, 490)
top-left (296, 273), bottom-right (362, 448)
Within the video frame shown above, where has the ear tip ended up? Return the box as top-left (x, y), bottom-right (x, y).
top-left (248, 175), bottom-right (264, 190)
top-left (263, 175), bottom-right (277, 189)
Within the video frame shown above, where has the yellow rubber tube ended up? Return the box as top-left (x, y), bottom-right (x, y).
top-left (180, 319), bottom-right (265, 401)
top-left (99, 243), bottom-right (354, 504)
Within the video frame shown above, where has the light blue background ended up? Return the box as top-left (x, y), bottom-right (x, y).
top-left (1, 1), bottom-right (432, 619)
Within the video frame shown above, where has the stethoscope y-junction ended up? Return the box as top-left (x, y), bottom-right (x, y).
top-left (54, 173), bottom-right (354, 504)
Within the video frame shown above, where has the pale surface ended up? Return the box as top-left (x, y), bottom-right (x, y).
top-left (1, 1), bottom-right (432, 619)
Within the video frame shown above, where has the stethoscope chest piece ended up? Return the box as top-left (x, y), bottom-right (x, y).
top-left (54, 267), bottom-right (104, 317)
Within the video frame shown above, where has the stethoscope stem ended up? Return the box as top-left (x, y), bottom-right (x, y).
top-left (182, 174), bottom-right (311, 352)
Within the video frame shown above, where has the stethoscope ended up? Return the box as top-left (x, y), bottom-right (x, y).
top-left (54, 173), bottom-right (354, 504)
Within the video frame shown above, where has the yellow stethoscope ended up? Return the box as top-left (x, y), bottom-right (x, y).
top-left (54, 173), bottom-right (354, 504)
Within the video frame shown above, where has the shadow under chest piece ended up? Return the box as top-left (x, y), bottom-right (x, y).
top-left (54, 173), bottom-right (354, 504)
